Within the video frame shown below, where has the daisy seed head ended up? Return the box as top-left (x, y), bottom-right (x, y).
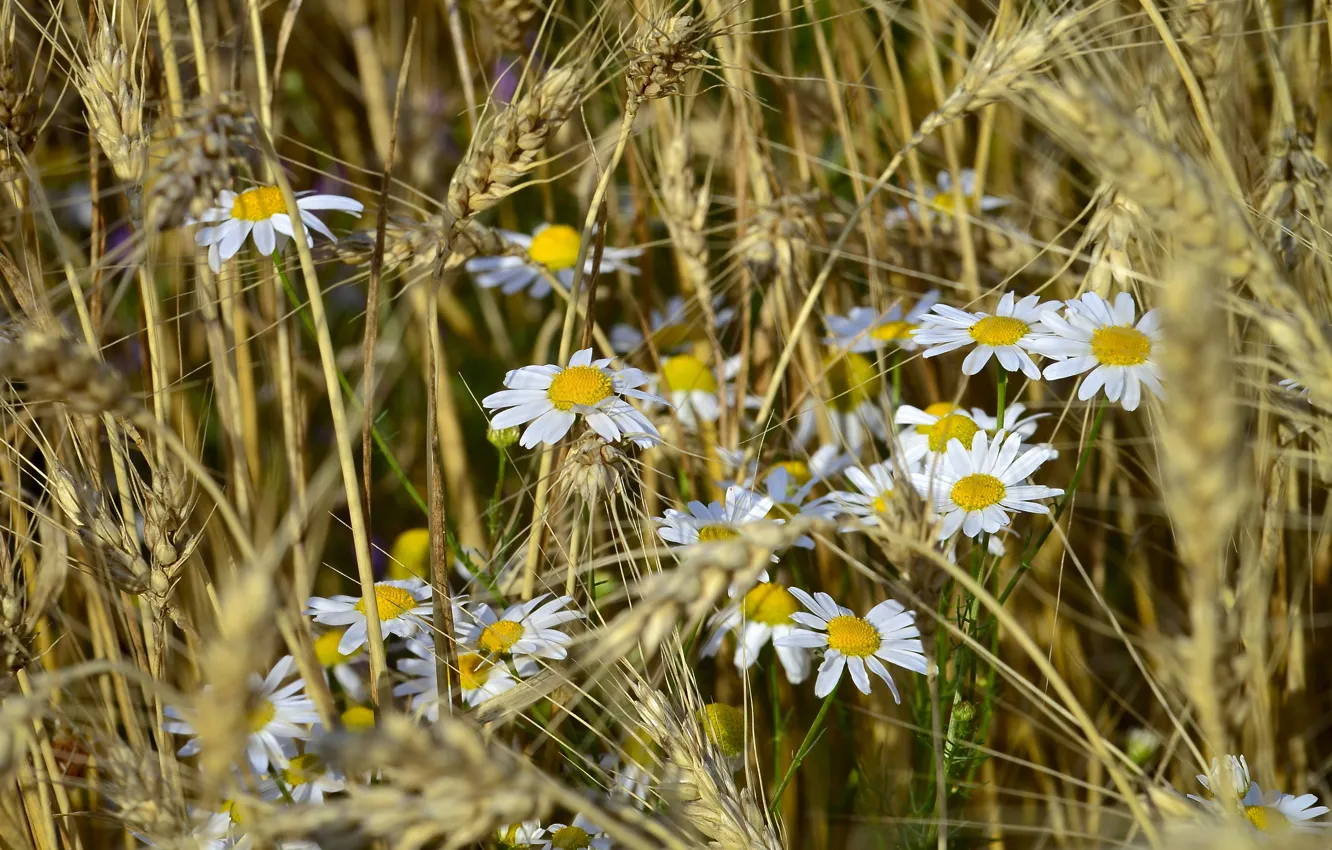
top-left (968, 315), bottom-right (1029, 347)
top-left (949, 473), bottom-right (1006, 512)
top-left (354, 584), bottom-right (419, 621)
top-left (478, 619), bottom-right (526, 654)
top-left (926, 413), bottom-right (981, 453)
top-left (340, 705), bottom-right (375, 730)
top-left (246, 699), bottom-right (276, 733)
top-left (697, 524), bottom-right (740, 542)
top-left (824, 351), bottom-right (882, 412)
top-left (230, 186), bottom-right (287, 221)
top-left (1245, 805), bottom-right (1278, 832)
top-left (313, 630), bottom-right (353, 667)
top-left (546, 365), bottom-right (614, 410)
top-left (1090, 325), bottom-right (1151, 366)
top-left (550, 825), bottom-right (592, 849)
top-left (281, 753), bottom-right (323, 786)
top-left (825, 615), bottom-right (880, 657)
top-left (527, 223), bottom-right (581, 270)
top-left (700, 703), bottom-right (746, 758)
top-left (740, 583), bottom-right (799, 625)
top-left (457, 652), bottom-right (494, 691)
top-left (661, 353), bottom-right (718, 393)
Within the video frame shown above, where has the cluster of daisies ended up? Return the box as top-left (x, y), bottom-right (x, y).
top-left (1187, 754), bottom-right (1328, 833)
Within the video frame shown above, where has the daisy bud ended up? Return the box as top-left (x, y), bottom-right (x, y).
top-left (699, 703), bottom-right (746, 759)
top-left (487, 424), bottom-right (521, 448)
top-left (1126, 727), bottom-right (1160, 766)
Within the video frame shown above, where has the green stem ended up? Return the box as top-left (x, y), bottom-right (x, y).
top-left (994, 366), bottom-right (1008, 428)
top-left (996, 402), bottom-right (1107, 605)
top-left (768, 691), bottom-right (836, 811)
top-left (487, 452), bottom-right (507, 543)
top-left (272, 253), bottom-right (427, 514)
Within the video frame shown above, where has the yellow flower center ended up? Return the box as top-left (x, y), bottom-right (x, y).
top-left (387, 527), bottom-right (430, 580)
top-left (700, 703), bottom-right (746, 758)
top-left (528, 224), bottom-right (582, 271)
top-left (479, 619), bottom-right (526, 654)
top-left (871, 490), bottom-right (894, 514)
top-left (824, 352), bottom-right (882, 412)
top-left (281, 753), bottom-right (324, 787)
top-left (927, 413), bottom-right (981, 453)
top-left (968, 315), bottom-right (1029, 347)
top-left (230, 186), bottom-right (287, 221)
top-left (247, 699), bottom-right (276, 733)
top-left (547, 365), bottom-right (613, 411)
top-left (1244, 805), bottom-right (1286, 832)
top-left (740, 583), bottom-right (799, 626)
top-left (825, 615), bottom-right (881, 657)
top-left (313, 629), bottom-right (355, 667)
top-left (950, 473), bottom-right (1006, 511)
top-left (622, 726), bottom-right (660, 769)
top-left (768, 460), bottom-right (811, 485)
top-left (698, 524), bottom-right (739, 542)
top-left (915, 402), bottom-right (958, 428)
top-left (222, 799), bottom-right (248, 826)
top-left (871, 320), bottom-right (916, 343)
top-left (458, 652), bottom-right (493, 691)
top-left (1090, 325), bottom-right (1151, 366)
top-left (551, 825), bottom-right (592, 850)
top-left (341, 705), bottom-right (375, 730)
top-left (650, 322), bottom-right (696, 350)
top-left (354, 584), bottom-right (418, 621)
top-left (661, 354), bottom-right (718, 393)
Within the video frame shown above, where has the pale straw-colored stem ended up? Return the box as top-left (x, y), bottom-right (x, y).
top-left (521, 99), bottom-right (640, 599)
top-left (149, 0), bottom-right (183, 116)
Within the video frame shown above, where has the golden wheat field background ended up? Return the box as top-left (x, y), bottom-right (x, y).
top-left (3, 0), bottom-right (1332, 848)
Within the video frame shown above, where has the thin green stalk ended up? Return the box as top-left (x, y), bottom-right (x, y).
top-left (487, 451), bottom-right (508, 543)
top-left (272, 254), bottom-right (427, 514)
top-left (768, 690), bottom-right (836, 811)
top-left (994, 366), bottom-right (1007, 427)
top-left (996, 402), bottom-right (1108, 605)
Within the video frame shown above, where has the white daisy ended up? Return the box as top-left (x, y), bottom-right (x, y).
top-left (304, 578), bottom-right (433, 655)
top-left (1034, 291), bottom-right (1164, 411)
top-left (394, 639), bottom-right (534, 715)
top-left (910, 431), bottom-right (1063, 540)
top-left (497, 821), bottom-right (545, 848)
top-left (702, 577), bottom-right (812, 683)
top-left (910, 292), bottom-right (1059, 380)
top-left (464, 223), bottom-right (641, 298)
top-left (826, 461), bottom-right (902, 530)
top-left (655, 484), bottom-right (779, 558)
top-left (483, 348), bottom-right (665, 449)
top-left (757, 465), bottom-right (840, 548)
top-left (164, 656), bottom-right (319, 774)
top-left (823, 290), bottom-right (941, 353)
top-left (894, 401), bottom-right (1046, 470)
top-left (261, 752), bottom-right (346, 804)
top-left (886, 168), bottom-right (1009, 226)
top-left (644, 354), bottom-right (744, 430)
top-left (1190, 754), bottom-right (1329, 833)
top-left (312, 628), bottom-right (368, 704)
top-left (533, 815), bottom-right (613, 850)
top-left (194, 186), bottom-right (363, 274)
top-left (461, 594), bottom-right (583, 662)
top-left (794, 350), bottom-right (891, 452)
top-left (610, 295), bottom-right (736, 353)
top-left (774, 590), bottom-right (927, 701)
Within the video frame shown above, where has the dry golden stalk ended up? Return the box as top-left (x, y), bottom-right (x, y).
top-left (474, 0), bottom-right (542, 53)
top-left (75, 24), bottom-right (147, 185)
top-left (555, 429), bottom-right (628, 505)
top-left (626, 14), bottom-right (713, 102)
top-left (1174, 1), bottom-right (1239, 121)
top-left (145, 94), bottom-right (254, 230)
top-left (445, 64), bottom-right (585, 224)
top-left (636, 689), bottom-right (782, 850)
top-left (0, 332), bottom-right (135, 417)
top-left (98, 741), bottom-right (187, 843)
top-left (1258, 129), bottom-right (1332, 286)
top-left (336, 213), bottom-right (509, 272)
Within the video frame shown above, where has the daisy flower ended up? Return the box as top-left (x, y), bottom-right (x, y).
top-left (533, 815), bottom-right (613, 850)
top-left (911, 292), bottom-right (1059, 380)
top-left (702, 577), bottom-right (812, 683)
top-left (497, 821), bottom-right (545, 849)
top-left (194, 186), bottom-right (363, 274)
top-left (464, 224), bottom-right (641, 298)
top-left (164, 656), bottom-right (319, 774)
top-left (1190, 754), bottom-right (1329, 833)
top-left (655, 484), bottom-right (778, 557)
top-left (826, 461), bottom-right (902, 530)
top-left (886, 168), bottom-right (1009, 226)
top-left (261, 753), bottom-right (346, 804)
top-left (304, 578), bottom-right (433, 655)
top-left (794, 350), bottom-right (890, 451)
top-left (1278, 378), bottom-right (1311, 400)
top-left (483, 348), bottom-right (664, 449)
top-left (894, 401), bottom-right (1046, 470)
top-left (644, 353), bottom-right (744, 430)
top-left (599, 727), bottom-right (661, 806)
top-left (756, 465), bottom-right (840, 548)
top-left (774, 590), bottom-right (927, 701)
top-left (312, 628), bottom-right (368, 704)
top-left (823, 290), bottom-right (941, 353)
top-left (911, 431), bottom-right (1063, 540)
top-left (699, 702), bottom-right (748, 763)
top-left (394, 639), bottom-right (534, 715)
top-left (610, 295), bottom-right (736, 353)
top-left (461, 594), bottom-right (583, 662)
top-left (1034, 291), bottom-right (1163, 411)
